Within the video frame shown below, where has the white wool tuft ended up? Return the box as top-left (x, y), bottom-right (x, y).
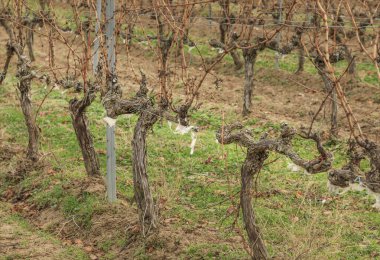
top-left (287, 162), bottom-right (301, 172)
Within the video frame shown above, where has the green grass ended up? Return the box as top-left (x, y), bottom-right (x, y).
top-left (61, 193), bottom-right (100, 228)
top-left (357, 62), bottom-right (380, 85)
top-left (1, 54), bottom-right (380, 260)
top-left (185, 243), bottom-right (247, 259)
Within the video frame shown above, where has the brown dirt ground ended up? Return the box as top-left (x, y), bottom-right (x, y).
top-left (0, 201), bottom-right (86, 260)
top-left (1, 17), bottom-right (379, 141)
top-left (124, 15), bottom-right (380, 141)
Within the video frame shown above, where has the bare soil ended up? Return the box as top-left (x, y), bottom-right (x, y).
top-left (1, 18), bottom-right (379, 141)
top-left (0, 201), bottom-right (85, 260)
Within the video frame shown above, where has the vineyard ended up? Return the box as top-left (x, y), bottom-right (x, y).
top-left (0, 0), bottom-right (380, 259)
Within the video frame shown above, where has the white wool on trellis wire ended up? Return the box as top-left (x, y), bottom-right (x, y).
top-left (367, 189), bottom-right (380, 210)
top-left (287, 162), bottom-right (301, 172)
top-left (327, 180), bottom-right (380, 210)
top-left (374, 194), bottom-right (380, 210)
top-left (287, 162), bottom-right (308, 175)
top-left (168, 121), bottom-right (198, 155)
top-left (327, 182), bottom-right (365, 195)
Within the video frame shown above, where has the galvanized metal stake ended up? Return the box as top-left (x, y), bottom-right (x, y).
top-left (105, 0), bottom-right (117, 203)
top-left (208, 4), bottom-right (212, 28)
top-left (106, 0), bottom-right (116, 73)
top-left (104, 117), bottom-right (117, 202)
top-left (93, 0), bottom-right (102, 74)
top-left (275, 0), bottom-right (283, 69)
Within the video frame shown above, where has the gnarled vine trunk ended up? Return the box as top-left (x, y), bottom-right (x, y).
top-left (26, 29), bottom-right (35, 62)
top-left (132, 111), bottom-right (159, 229)
top-left (216, 123), bottom-right (332, 259)
top-left (0, 43), bottom-right (14, 84)
top-left (17, 76), bottom-right (40, 161)
top-left (330, 88), bottom-right (338, 137)
top-left (296, 47), bottom-right (304, 74)
top-left (343, 45), bottom-right (356, 80)
top-left (103, 72), bottom-right (162, 230)
top-left (217, 0), bottom-right (242, 70)
top-left (69, 89), bottom-right (100, 177)
top-left (318, 65), bottom-right (338, 137)
top-left (242, 48), bottom-right (257, 116)
top-left (209, 39), bottom-right (242, 70)
top-left (16, 62), bottom-right (40, 161)
top-left (231, 49), bottom-right (243, 70)
top-left (1, 8), bottom-right (41, 161)
top-left (241, 148), bottom-right (269, 259)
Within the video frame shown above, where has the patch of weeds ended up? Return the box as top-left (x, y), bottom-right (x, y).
top-left (360, 157), bottom-right (371, 172)
top-left (0, 108), bottom-right (26, 143)
top-left (324, 137), bottom-right (341, 147)
top-left (99, 239), bottom-right (113, 252)
top-left (190, 110), bottom-right (222, 128)
top-left (133, 26), bottom-right (155, 39)
top-left (186, 43), bottom-right (215, 59)
top-left (184, 243), bottom-right (247, 259)
top-left (32, 184), bottom-right (65, 209)
top-left (373, 94), bottom-right (380, 104)
top-left (58, 247), bottom-right (89, 260)
top-left (133, 245), bottom-right (149, 260)
top-left (17, 175), bottom-right (36, 191)
top-left (145, 235), bottom-right (166, 250)
top-left (62, 193), bottom-right (100, 229)
top-left (262, 121), bottom-right (282, 131)
top-left (279, 56), bottom-right (298, 72)
top-left (290, 136), bottom-right (321, 160)
top-left (357, 62), bottom-right (379, 85)
top-left (0, 84), bottom-right (6, 97)
top-left (245, 118), bottom-right (259, 126)
top-left (4, 254), bottom-right (25, 260)
top-left (5, 213), bottom-right (31, 229)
